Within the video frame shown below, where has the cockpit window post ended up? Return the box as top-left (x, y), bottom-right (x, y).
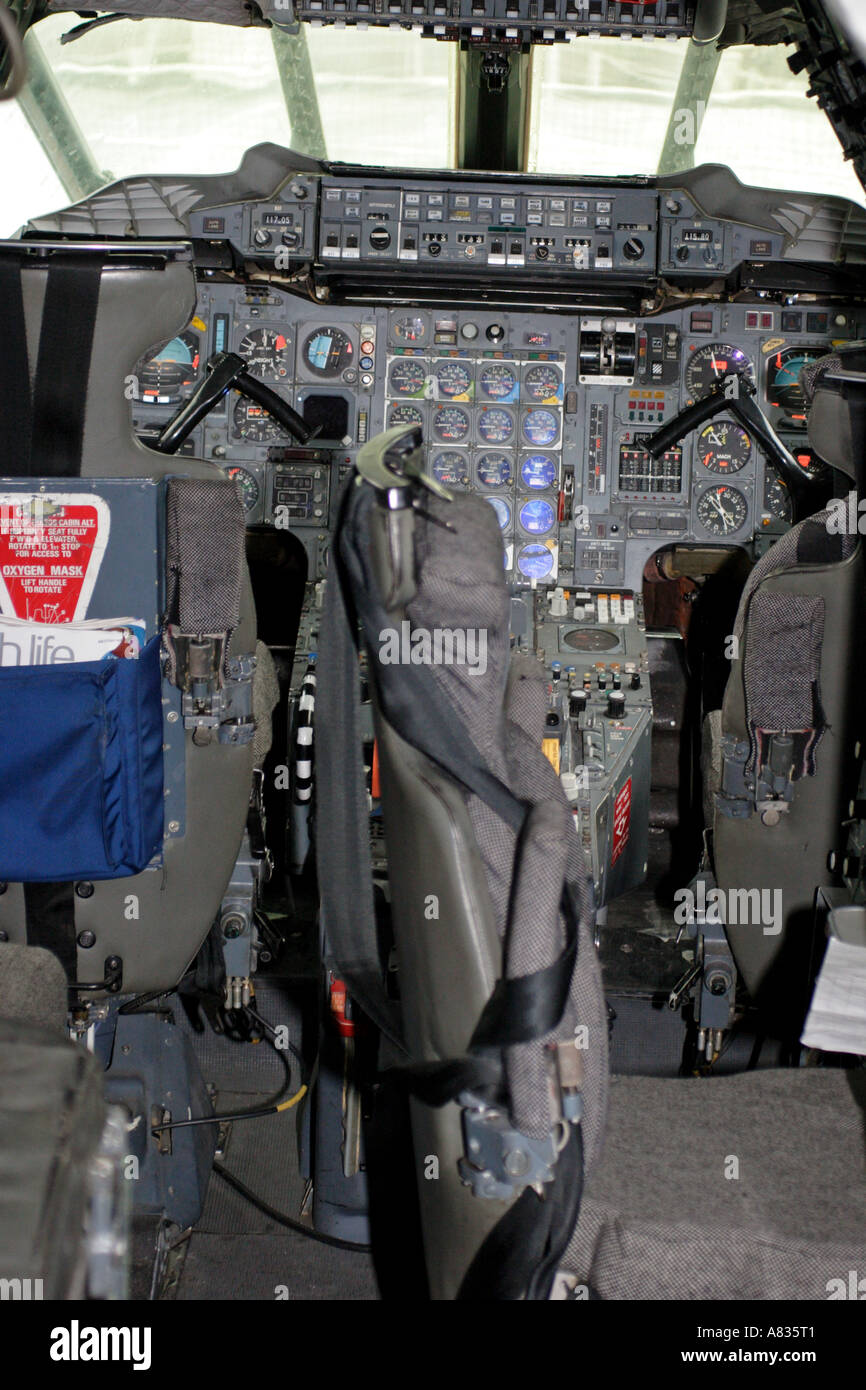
top-left (271, 23), bottom-right (328, 163)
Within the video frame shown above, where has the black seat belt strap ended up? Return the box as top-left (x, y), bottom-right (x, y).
top-left (0, 259), bottom-right (32, 471)
top-left (316, 499), bottom-right (408, 1051)
top-left (30, 255), bottom-right (103, 477)
top-left (22, 884), bottom-right (77, 980)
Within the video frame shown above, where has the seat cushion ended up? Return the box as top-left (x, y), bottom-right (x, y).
top-left (564, 1068), bottom-right (866, 1300)
top-left (0, 1018), bottom-right (105, 1297)
top-left (0, 942), bottom-right (68, 1031)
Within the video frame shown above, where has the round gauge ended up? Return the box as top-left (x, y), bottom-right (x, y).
top-left (431, 451), bottom-right (469, 487)
top-left (476, 452), bottom-right (513, 488)
top-left (523, 363), bottom-right (562, 403)
top-left (226, 466), bottom-right (260, 513)
top-left (766, 347), bottom-right (826, 419)
top-left (233, 397), bottom-right (285, 443)
top-left (697, 420), bottom-right (752, 473)
top-left (387, 402), bottom-right (424, 429)
top-left (434, 360), bottom-right (473, 399)
top-left (303, 326), bottom-right (354, 378)
top-left (388, 359), bottom-right (427, 396)
top-left (763, 474), bottom-right (792, 522)
top-left (392, 314), bottom-right (428, 345)
top-left (135, 330), bottom-right (200, 404)
top-left (238, 327), bottom-right (291, 381)
top-left (520, 454), bottom-right (557, 489)
top-left (519, 498), bottom-right (557, 536)
top-left (517, 543), bottom-right (555, 580)
top-left (478, 407), bottom-right (515, 445)
top-left (486, 497), bottom-right (512, 530)
top-left (479, 363), bottom-right (518, 400)
top-left (697, 484), bottom-right (749, 536)
top-left (432, 405), bottom-right (470, 443)
top-left (685, 343), bottom-right (754, 401)
top-left (522, 409), bottom-right (559, 447)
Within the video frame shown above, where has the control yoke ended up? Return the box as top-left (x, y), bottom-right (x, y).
top-left (156, 350), bottom-right (317, 454)
top-left (635, 373), bottom-right (816, 499)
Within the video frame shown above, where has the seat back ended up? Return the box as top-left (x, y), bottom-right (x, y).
top-left (0, 242), bottom-right (257, 996)
top-left (711, 350), bottom-right (866, 1021)
top-left (317, 434), bottom-right (608, 1298)
top-left (712, 518), bottom-right (863, 1012)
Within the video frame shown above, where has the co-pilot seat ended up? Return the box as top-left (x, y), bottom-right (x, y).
top-left (0, 241), bottom-right (259, 1000)
top-left (707, 348), bottom-right (866, 1027)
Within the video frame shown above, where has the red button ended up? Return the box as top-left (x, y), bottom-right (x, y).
top-left (361, 340), bottom-right (374, 354)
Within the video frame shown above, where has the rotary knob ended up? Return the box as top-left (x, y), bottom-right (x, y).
top-left (369, 226), bottom-right (392, 250)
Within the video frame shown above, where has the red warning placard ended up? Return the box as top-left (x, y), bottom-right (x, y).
top-left (0, 494), bottom-right (110, 623)
top-left (611, 776), bottom-right (632, 866)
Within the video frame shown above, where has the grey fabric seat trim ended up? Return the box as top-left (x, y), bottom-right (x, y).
top-left (165, 476), bottom-right (247, 683)
top-left (733, 506), bottom-right (856, 645)
top-left (743, 592), bottom-right (826, 778)
top-left (165, 477), bottom-right (246, 637)
top-left (0, 943), bottom-right (68, 1032)
top-left (731, 507), bottom-right (858, 780)
top-left (563, 1068), bottom-right (866, 1300)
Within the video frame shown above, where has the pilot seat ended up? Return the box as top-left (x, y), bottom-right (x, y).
top-left (0, 240), bottom-right (272, 1291)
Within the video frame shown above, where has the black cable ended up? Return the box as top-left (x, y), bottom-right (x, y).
top-left (244, 1000), bottom-right (307, 1080)
top-left (151, 1102), bottom-right (296, 1134)
top-left (118, 987), bottom-right (175, 1015)
top-left (211, 1161), bottom-right (372, 1254)
top-left (150, 1005), bottom-right (298, 1135)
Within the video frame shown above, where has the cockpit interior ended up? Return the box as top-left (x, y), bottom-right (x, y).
top-left (1, 0), bottom-right (865, 1328)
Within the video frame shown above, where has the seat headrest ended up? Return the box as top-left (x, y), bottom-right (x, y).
top-left (801, 344), bottom-right (866, 482)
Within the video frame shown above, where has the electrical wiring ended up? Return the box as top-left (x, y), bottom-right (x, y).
top-left (211, 1161), bottom-right (372, 1253)
top-left (140, 995), bottom-right (368, 1253)
top-left (244, 999), bottom-right (307, 1079)
top-left (118, 987), bottom-right (175, 1015)
top-left (150, 1084), bottom-right (307, 1135)
top-left (150, 1001), bottom-right (306, 1135)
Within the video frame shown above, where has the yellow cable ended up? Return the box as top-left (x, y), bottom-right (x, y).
top-left (275, 1084), bottom-right (308, 1113)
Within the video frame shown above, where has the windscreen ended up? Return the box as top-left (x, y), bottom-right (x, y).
top-left (0, 14), bottom-right (863, 236)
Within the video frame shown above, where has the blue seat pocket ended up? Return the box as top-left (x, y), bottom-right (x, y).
top-left (0, 635), bottom-right (164, 882)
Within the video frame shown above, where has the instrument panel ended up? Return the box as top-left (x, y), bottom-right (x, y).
top-left (288, 0), bottom-right (695, 43)
top-left (189, 167), bottom-right (861, 285)
top-left (130, 287), bottom-right (860, 589)
top-left (191, 175), bottom-right (798, 284)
